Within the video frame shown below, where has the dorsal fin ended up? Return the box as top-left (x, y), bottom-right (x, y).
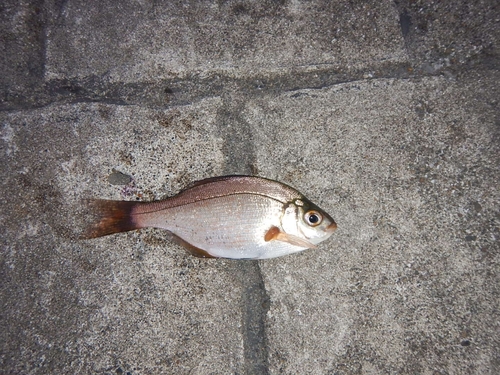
top-left (183, 175), bottom-right (249, 190)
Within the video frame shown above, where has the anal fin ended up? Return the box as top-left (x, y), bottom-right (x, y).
top-left (166, 232), bottom-right (216, 258)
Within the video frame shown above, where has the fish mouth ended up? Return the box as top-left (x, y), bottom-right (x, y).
top-left (326, 222), bottom-right (338, 233)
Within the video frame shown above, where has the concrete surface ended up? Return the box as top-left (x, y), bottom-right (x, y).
top-left (1, 1), bottom-right (499, 374)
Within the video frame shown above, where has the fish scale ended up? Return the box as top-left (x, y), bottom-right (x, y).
top-left (145, 194), bottom-right (285, 259)
top-left (85, 176), bottom-right (337, 259)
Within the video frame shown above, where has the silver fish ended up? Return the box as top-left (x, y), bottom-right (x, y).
top-left (85, 175), bottom-right (337, 259)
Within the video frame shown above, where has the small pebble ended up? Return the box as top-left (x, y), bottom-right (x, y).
top-left (107, 170), bottom-right (132, 185)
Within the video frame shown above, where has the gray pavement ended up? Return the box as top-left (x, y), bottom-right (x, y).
top-left (1, 1), bottom-right (499, 374)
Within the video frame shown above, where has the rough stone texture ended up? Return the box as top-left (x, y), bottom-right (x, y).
top-left (1, 0), bottom-right (499, 374)
top-left (394, 0), bottom-right (500, 73)
top-left (43, 0), bottom-right (406, 81)
top-left (251, 72), bottom-right (499, 374)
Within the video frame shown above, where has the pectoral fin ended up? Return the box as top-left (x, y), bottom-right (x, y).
top-left (264, 226), bottom-right (317, 249)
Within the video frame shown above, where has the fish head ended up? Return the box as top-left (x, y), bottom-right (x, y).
top-left (281, 198), bottom-right (337, 246)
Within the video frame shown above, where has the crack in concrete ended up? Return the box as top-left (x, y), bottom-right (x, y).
top-left (1, 62), bottom-right (417, 112)
top-left (3, 57), bottom-right (498, 113)
top-left (239, 261), bottom-right (270, 375)
top-left (217, 97), bottom-right (257, 175)
top-left (217, 97), bottom-right (270, 374)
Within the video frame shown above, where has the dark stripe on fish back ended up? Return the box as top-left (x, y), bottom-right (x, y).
top-left (133, 176), bottom-right (302, 215)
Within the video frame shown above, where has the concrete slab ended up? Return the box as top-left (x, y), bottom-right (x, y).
top-left (1, 99), bottom-right (250, 374)
top-left (1, 0), bottom-right (499, 374)
top-left (394, 0), bottom-right (500, 73)
top-left (247, 71), bottom-right (499, 373)
top-left (44, 1), bottom-right (406, 81)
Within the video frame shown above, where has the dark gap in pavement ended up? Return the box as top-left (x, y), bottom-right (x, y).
top-left (1, 62), bottom-right (416, 111)
top-left (217, 99), bottom-right (270, 374)
top-left (3, 56), bottom-right (498, 113)
top-left (240, 261), bottom-right (270, 375)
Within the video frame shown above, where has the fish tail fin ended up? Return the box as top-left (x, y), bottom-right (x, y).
top-left (83, 199), bottom-right (142, 238)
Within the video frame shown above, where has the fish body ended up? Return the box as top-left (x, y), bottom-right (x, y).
top-left (86, 176), bottom-right (337, 259)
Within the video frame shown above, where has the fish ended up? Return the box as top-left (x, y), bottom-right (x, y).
top-left (84, 175), bottom-right (337, 259)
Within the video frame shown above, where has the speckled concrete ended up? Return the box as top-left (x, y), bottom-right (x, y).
top-left (1, 1), bottom-right (499, 374)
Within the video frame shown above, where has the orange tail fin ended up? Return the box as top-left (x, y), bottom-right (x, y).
top-left (84, 199), bottom-right (141, 238)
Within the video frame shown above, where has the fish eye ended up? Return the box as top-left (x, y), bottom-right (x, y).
top-left (305, 210), bottom-right (322, 226)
